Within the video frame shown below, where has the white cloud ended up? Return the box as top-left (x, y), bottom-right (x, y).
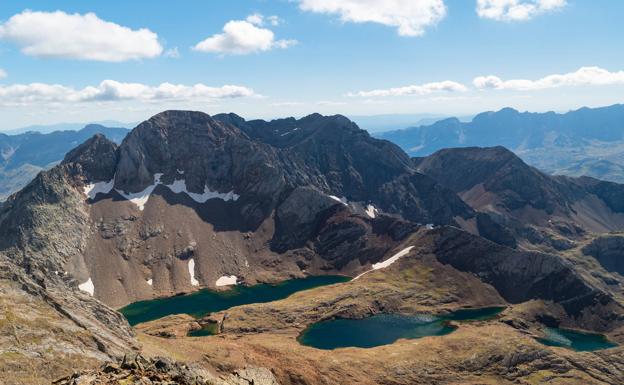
top-left (350, 80), bottom-right (467, 97)
top-left (267, 16), bottom-right (282, 26)
top-left (246, 13), bottom-right (265, 26)
top-left (246, 14), bottom-right (282, 27)
top-left (474, 66), bottom-right (624, 91)
top-left (298, 0), bottom-right (446, 37)
top-left (0, 80), bottom-right (256, 106)
top-left (193, 16), bottom-right (296, 55)
top-left (476, 0), bottom-right (566, 21)
top-left (0, 10), bottom-right (163, 62)
top-left (0, 69), bottom-right (6, 79)
top-left (164, 47), bottom-right (180, 58)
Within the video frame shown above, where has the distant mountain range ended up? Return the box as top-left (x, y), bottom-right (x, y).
top-left (0, 124), bottom-right (129, 200)
top-left (378, 104), bottom-right (624, 183)
top-left (349, 113), bottom-right (471, 133)
top-left (3, 120), bottom-right (134, 134)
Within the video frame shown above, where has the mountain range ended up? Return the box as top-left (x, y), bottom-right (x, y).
top-left (0, 124), bottom-right (129, 200)
top-left (379, 104), bottom-right (624, 184)
top-left (2, 110), bottom-right (624, 384)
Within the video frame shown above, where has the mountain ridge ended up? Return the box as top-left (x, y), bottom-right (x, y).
top-left (379, 104), bottom-right (624, 157)
top-left (0, 124), bottom-right (129, 200)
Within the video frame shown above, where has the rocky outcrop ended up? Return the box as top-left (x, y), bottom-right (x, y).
top-left (415, 146), bottom-right (624, 248)
top-left (0, 163), bottom-right (137, 384)
top-left (63, 134), bottom-right (118, 182)
top-left (53, 355), bottom-right (281, 385)
top-left (427, 226), bottom-right (624, 332)
top-left (583, 235), bottom-right (624, 276)
top-left (213, 112), bottom-right (474, 225)
top-left (414, 146), bottom-right (579, 214)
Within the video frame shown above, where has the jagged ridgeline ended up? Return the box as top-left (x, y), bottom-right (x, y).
top-left (42, 110), bottom-right (474, 308)
top-left (1, 111), bottom-right (624, 384)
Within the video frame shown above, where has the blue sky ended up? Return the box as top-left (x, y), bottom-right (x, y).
top-left (0, 0), bottom-right (622, 130)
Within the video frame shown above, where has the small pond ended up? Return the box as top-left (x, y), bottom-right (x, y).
top-left (298, 307), bottom-right (505, 350)
top-left (187, 322), bottom-right (219, 337)
top-left (120, 275), bottom-right (350, 326)
top-left (537, 327), bottom-right (617, 352)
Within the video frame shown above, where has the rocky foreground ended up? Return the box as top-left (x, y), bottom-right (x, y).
top-left (53, 355), bottom-right (279, 385)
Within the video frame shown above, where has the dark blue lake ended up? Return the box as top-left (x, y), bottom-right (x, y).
top-left (298, 307), bottom-right (505, 349)
top-left (120, 275), bottom-right (350, 326)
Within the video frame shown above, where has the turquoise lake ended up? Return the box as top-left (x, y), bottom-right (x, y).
top-left (298, 307), bottom-right (505, 350)
top-left (120, 275), bottom-right (350, 326)
top-left (537, 327), bottom-right (617, 352)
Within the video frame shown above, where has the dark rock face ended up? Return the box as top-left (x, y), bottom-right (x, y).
top-left (415, 146), bottom-right (624, 219)
top-left (63, 134), bottom-right (118, 182)
top-left (583, 236), bottom-right (624, 276)
top-left (70, 110), bottom-right (472, 232)
top-left (414, 146), bottom-right (577, 213)
top-left (215, 112), bottom-right (473, 225)
top-left (310, 212), bottom-right (414, 270)
top-left (573, 176), bottom-right (624, 213)
top-left (114, 111), bottom-right (284, 229)
top-left (428, 226), bottom-right (624, 331)
top-left (475, 212), bottom-right (516, 248)
top-left (271, 187), bottom-right (340, 252)
top-left (415, 146), bottom-right (624, 250)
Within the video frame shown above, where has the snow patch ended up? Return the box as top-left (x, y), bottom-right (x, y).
top-left (177, 169), bottom-right (184, 174)
top-left (146, 279), bottom-right (153, 286)
top-left (354, 246), bottom-right (415, 280)
top-left (425, 223), bottom-right (435, 230)
top-left (78, 277), bottom-right (95, 296)
top-left (115, 173), bottom-right (239, 210)
top-left (83, 179), bottom-right (114, 200)
top-left (329, 195), bottom-right (348, 206)
top-left (188, 258), bottom-right (199, 286)
top-left (216, 275), bottom-right (238, 287)
top-left (365, 204), bottom-right (378, 218)
top-left (116, 173), bottom-right (163, 211)
top-left (165, 178), bottom-right (239, 203)
top-left (280, 127), bottom-right (300, 137)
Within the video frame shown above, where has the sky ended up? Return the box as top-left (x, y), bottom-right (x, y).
top-left (0, 0), bottom-right (623, 130)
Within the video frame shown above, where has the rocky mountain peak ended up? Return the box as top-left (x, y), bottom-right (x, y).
top-left (114, 110), bottom-right (252, 194)
top-left (63, 133), bottom-right (118, 182)
top-left (414, 146), bottom-right (528, 194)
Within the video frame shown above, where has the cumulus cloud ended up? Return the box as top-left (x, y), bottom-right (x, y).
top-left (349, 80), bottom-right (467, 97)
top-left (0, 80), bottom-right (256, 106)
top-left (0, 69), bottom-right (6, 79)
top-left (298, 0), bottom-right (446, 37)
top-left (193, 15), bottom-right (296, 55)
top-left (0, 10), bottom-right (163, 62)
top-left (476, 0), bottom-right (566, 21)
top-left (473, 66), bottom-right (624, 91)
